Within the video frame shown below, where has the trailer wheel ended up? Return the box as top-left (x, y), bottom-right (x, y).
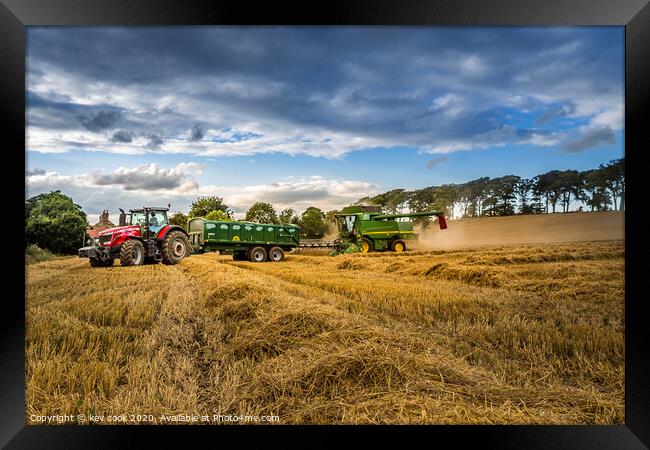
top-left (392, 240), bottom-right (406, 253)
top-left (232, 251), bottom-right (247, 261)
top-left (360, 238), bottom-right (373, 253)
top-left (268, 246), bottom-right (285, 262)
top-left (248, 246), bottom-right (267, 262)
top-left (120, 240), bottom-right (145, 266)
top-left (162, 231), bottom-right (191, 265)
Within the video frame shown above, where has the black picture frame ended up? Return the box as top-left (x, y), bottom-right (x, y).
top-left (4, 0), bottom-right (648, 447)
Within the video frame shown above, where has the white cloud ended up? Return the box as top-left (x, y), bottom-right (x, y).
top-left (432, 93), bottom-right (463, 117)
top-left (459, 55), bottom-right (488, 77)
top-left (26, 166), bottom-right (378, 219)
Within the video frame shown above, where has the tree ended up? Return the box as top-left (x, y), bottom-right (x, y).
top-left (279, 208), bottom-right (295, 224)
top-left (189, 196), bottom-right (231, 218)
top-left (383, 189), bottom-right (409, 213)
top-left (465, 177), bottom-right (491, 217)
top-left (300, 206), bottom-right (327, 238)
top-left (534, 171), bottom-right (562, 213)
top-left (432, 184), bottom-right (458, 218)
top-left (205, 210), bottom-right (232, 221)
top-left (586, 190), bottom-right (612, 212)
top-left (169, 212), bottom-right (189, 229)
top-left (516, 178), bottom-right (539, 214)
top-left (245, 202), bottom-right (278, 223)
top-left (556, 170), bottom-right (583, 213)
top-left (479, 176), bottom-right (518, 216)
top-left (581, 169), bottom-right (610, 212)
top-left (25, 191), bottom-right (88, 254)
top-left (600, 159), bottom-right (624, 210)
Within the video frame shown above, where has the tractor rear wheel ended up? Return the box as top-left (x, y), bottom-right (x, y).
top-left (161, 231), bottom-right (191, 265)
top-left (360, 238), bottom-right (373, 253)
top-left (120, 240), bottom-right (145, 266)
top-left (248, 246), bottom-right (267, 262)
top-left (268, 246), bottom-right (285, 262)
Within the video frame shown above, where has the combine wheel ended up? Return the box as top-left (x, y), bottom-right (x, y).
top-left (392, 240), bottom-right (406, 253)
top-left (268, 246), bottom-right (285, 262)
top-left (120, 240), bottom-right (145, 266)
top-left (248, 246), bottom-right (267, 262)
top-left (162, 231), bottom-right (191, 265)
top-left (360, 238), bottom-right (373, 253)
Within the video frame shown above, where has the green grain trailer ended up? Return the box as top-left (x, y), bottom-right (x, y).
top-left (187, 218), bottom-right (300, 262)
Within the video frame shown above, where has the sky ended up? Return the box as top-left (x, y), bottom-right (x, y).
top-left (25, 26), bottom-right (624, 221)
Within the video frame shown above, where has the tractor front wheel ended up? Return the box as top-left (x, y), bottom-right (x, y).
top-left (120, 240), bottom-right (145, 266)
top-left (89, 258), bottom-right (104, 267)
top-left (161, 231), bottom-right (191, 265)
top-left (89, 257), bottom-right (113, 268)
top-left (360, 238), bottom-right (373, 253)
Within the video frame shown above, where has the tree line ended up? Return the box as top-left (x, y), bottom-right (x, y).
top-left (357, 158), bottom-right (624, 220)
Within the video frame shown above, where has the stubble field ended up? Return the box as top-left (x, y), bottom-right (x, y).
top-left (26, 212), bottom-right (625, 424)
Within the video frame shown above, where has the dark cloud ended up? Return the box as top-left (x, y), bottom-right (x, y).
top-left (535, 103), bottom-right (576, 125)
top-left (562, 126), bottom-right (616, 152)
top-left (26, 168), bottom-right (46, 176)
top-left (147, 134), bottom-right (164, 149)
top-left (189, 123), bottom-right (205, 141)
top-left (91, 164), bottom-right (198, 190)
top-left (79, 110), bottom-right (121, 132)
top-left (426, 156), bottom-right (448, 170)
top-left (111, 130), bottom-right (135, 143)
top-left (26, 27), bottom-right (623, 156)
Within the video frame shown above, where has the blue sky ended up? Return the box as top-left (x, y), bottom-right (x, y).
top-left (25, 27), bottom-right (624, 220)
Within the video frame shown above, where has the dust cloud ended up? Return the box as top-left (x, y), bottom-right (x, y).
top-left (412, 211), bottom-right (624, 250)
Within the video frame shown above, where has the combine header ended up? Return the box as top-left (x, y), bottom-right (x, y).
top-left (299, 205), bottom-right (447, 255)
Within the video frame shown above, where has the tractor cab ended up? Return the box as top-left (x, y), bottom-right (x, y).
top-left (120, 207), bottom-right (169, 235)
top-left (131, 208), bottom-right (169, 234)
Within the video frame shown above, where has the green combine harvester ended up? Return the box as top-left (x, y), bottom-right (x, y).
top-left (324, 205), bottom-right (447, 256)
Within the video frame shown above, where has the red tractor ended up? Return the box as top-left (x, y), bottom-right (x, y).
top-left (78, 206), bottom-right (191, 267)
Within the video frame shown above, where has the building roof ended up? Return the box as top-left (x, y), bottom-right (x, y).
top-left (87, 210), bottom-right (115, 238)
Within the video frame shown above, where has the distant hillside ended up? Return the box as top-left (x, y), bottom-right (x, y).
top-left (414, 211), bottom-right (624, 249)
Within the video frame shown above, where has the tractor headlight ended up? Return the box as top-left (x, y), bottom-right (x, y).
top-left (94, 238), bottom-right (100, 246)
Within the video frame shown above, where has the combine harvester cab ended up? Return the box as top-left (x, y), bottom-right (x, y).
top-left (328, 205), bottom-right (447, 256)
top-left (188, 218), bottom-right (300, 262)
